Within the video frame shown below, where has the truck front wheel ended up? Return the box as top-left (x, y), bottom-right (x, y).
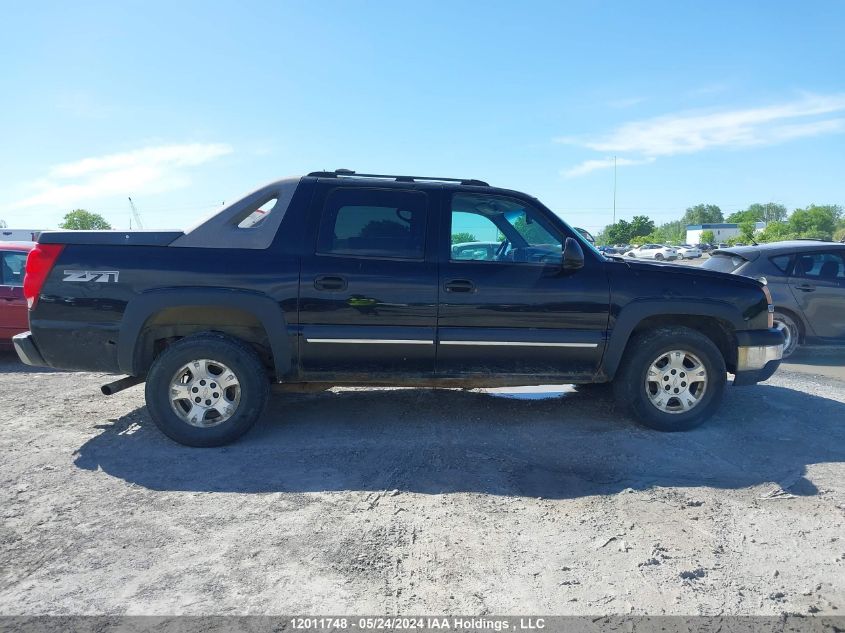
top-left (144, 333), bottom-right (269, 447)
top-left (613, 327), bottom-right (726, 432)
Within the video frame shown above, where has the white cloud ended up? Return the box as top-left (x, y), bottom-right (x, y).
top-left (14, 143), bottom-right (232, 208)
top-left (562, 156), bottom-right (655, 179)
top-left (557, 93), bottom-right (845, 158)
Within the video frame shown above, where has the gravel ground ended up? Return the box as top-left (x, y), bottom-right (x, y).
top-left (1, 349), bottom-right (844, 616)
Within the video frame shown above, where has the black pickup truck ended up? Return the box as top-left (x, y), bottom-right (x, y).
top-left (14, 170), bottom-right (784, 446)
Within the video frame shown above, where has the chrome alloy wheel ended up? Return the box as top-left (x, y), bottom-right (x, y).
top-left (773, 319), bottom-right (794, 355)
top-left (645, 349), bottom-right (708, 414)
top-left (169, 359), bottom-right (241, 427)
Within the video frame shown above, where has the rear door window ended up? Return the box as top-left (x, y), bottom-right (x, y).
top-left (1, 251), bottom-right (27, 286)
top-left (317, 188), bottom-right (427, 260)
top-left (794, 251), bottom-right (845, 280)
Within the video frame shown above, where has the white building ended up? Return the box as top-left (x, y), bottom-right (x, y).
top-left (686, 222), bottom-right (765, 245)
top-left (0, 229), bottom-right (41, 242)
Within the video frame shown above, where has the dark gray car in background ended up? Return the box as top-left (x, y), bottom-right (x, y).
top-left (703, 240), bottom-right (845, 357)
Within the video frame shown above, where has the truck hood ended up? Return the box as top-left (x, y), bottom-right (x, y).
top-left (607, 256), bottom-right (764, 290)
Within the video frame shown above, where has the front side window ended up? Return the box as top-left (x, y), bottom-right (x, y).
top-left (317, 188), bottom-right (427, 259)
top-left (794, 251), bottom-right (845, 280)
top-left (1, 251), bottom-right (26, 287)
top-left (450, 193), bottom-right (561, 264)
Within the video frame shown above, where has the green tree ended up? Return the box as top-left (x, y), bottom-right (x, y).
top-left (834, 227), bottom-right (845, 243)
top-left (682, 204), bottom-right (724, 226)
top-left (629, 215), bottom-right (655, 239)
top-left (787, 204), bottom-right (841, 239)
top-left (727, 203), bottom-right (787, 224)
top-left (60, 209), bottom-right (112, 230)
top-left (726, 209), bottom-right (760, 224)
top-left (757, 221), bottom-right (793, 243)
top-left (656, 220), bottom-right (686, 243)
top-left (602, 219), bottom-right (632, 245)
top-left (738, 220), bottom-right (757, 243)
top-left (451, 232), bottom-right (477, 244)
top-left (699, 229), bottom-right (715, 244)
top-left (753, 202), bottom-right (787, 223)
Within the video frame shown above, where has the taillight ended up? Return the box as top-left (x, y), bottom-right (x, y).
top-left (761, 285), bottom-right (775, 328)
top-left (23, 244), bottom-right (64, 309)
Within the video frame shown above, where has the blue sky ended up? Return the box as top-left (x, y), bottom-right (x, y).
top-left (1, 1), bottom-right (843, 234)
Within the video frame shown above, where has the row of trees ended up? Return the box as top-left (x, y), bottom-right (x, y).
top-left (597, 203), bottom-right (844, 246)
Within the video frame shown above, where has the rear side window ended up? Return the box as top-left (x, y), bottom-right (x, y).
top-left (701, 253), bottom-right (747, 273)
top-left (794, 251), bottom-right (845, 280)
top-left (1, 251), bottom-right (27, 286)
top-left (237, 197), bottom-right (278, 228)
top-left (317, 188), bottom-right (427, 259)
top-left (769, 254), bottom-right (791, 274)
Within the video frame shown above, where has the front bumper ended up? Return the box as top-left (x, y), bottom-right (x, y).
top-left (733, 328), bottom-right (784, 386)
top-left (13, 331), bottom-right (47, 367)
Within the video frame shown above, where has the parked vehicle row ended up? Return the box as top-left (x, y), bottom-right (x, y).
top-left (597, 244), bottom-right (703, 260)
top-left (623, 244), bottom-right (680, 260)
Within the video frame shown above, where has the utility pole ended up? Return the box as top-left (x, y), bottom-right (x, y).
top-left (128, 197), bottom-right (144, 230)
top-left (612, 155), bottom-right (617, 224)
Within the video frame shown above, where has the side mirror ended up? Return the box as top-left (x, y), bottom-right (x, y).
top-left (562, 237), bottom-right (584, 272)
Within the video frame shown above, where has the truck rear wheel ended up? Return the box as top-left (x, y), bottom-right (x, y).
top-left (144, 333), bottom-right (269, 447)
top-left (613, 326), bottom-right (726, 432)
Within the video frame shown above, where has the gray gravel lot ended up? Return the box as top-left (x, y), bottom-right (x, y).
top-left (1, 349), bottom-right (844, 615)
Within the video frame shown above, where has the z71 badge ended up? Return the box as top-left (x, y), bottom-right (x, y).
top-left (63, 270), bottom-right (120, 283)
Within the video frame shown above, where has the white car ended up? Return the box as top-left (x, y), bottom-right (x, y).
top-left (624, 244), bottom-right (679, 261)
top-left (675, 244), bottom-right (702, 259)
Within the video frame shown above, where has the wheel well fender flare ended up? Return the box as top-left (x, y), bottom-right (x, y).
top-left (603, 300), bottom-right (745, 379)
top-left (118, 288), bottom-right (291, 377)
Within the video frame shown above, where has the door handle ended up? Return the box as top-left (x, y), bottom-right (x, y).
top-left (444, 279), bottom-right (475, 293)
top-left (795, 283), bottom-right (816, 292)
top-left (314, 275), bottom-right (347, 291)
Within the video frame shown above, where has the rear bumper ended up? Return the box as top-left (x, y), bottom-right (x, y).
top-left (733, 328), bottom-right (784, 386)
top-left (13, 331), bottom-right (47, 367)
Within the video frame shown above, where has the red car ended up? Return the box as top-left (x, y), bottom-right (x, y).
top-left (0, 241), bottom-right (33, 349)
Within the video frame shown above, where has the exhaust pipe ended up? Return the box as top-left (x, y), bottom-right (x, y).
top-left (101, 375), bottom-right (144, 396)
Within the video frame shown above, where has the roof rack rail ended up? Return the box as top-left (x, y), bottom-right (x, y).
top-left (307, 169), bottom-right (489, 187)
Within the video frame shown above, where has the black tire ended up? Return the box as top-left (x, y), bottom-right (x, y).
top-left (144, 332), bottom-right (269, 447)
top-left (654, 253), bottom-right (664, 260)
top-left (613, 326), bottom-right (726, 432)
top-left (772, 311), bottom-right (800, 358)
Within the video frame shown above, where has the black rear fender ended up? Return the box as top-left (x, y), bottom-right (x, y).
top-left (120, 288), bottom-right (293, 380)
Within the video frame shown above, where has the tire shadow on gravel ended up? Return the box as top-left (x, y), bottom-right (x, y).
top-left (73, 383), bottom-right (845, 499)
